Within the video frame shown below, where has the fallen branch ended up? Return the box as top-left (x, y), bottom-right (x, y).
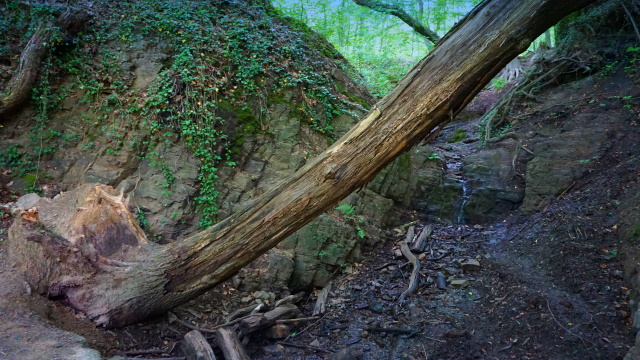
top-left (313, 282), bottom-right (332, 316)
top-left (274, 292), bottom-right (305, 307)
top-left (168, 312), bottom-right (253, 333)
top-left (374, 262), bottom-right (395, 271)
top-left (278, 341), bottom-right (335, 354)
top-left (410, 225), bottom-right (432, 253)
top-left (181, 330), bottom-right (216, 360)
top-left (226, 302), bottom-right (265, 323)
top-left (545, 296), bottom-right (594, 345)
top-left (398, 230), bottom-right (421, 303)
top-left (215, 327), bottom-right (250, 360)
top-left (283, 313), bottom-right (326, 341)
top-left (239, 304), bottom-right (300, 335)
top-left (276, 316), bottom-right (320, 324)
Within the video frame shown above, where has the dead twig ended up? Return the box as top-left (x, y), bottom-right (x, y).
top-left (557, 182), bottom-right (576, 199)
top-left (168, 312), bottom-right (253, 333)
top-left (283, 313), bottom-right (326, 341)
top-left (374, 262), bottom-right (395, 271)
top-left (276, 316), bottom-right (320, 324)
top-left (278, 341), bottom-right (335, 354)
top-left (545, 297), bottom-right (594, 346)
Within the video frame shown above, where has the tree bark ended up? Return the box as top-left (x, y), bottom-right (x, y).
top-left (353, 0), bottom-right (441, 44)
top-left (7, 0), bottom-right (596, 328)
top-left (0, 9), bottom-right (89, 118)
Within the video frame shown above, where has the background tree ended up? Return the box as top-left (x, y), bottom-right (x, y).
top-left (274, 0), bottom-right (479, 97)
top-left (352, 0), bottom-right (441, 44)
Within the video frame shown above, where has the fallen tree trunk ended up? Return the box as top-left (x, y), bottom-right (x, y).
top-left (6, 0), bottom-right (596, 328)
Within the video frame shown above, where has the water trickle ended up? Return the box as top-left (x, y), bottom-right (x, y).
top-left (457, 180), bottom-right (471, 224)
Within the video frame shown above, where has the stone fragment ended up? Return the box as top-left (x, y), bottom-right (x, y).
top-left (370, 302), bottom-right (384, 313)
top-left (253, 291), bottom-right (269, 300)
top-left (262, 344), bottom-right (285, 355)
top-left (461, 259), bottom-right (481, 272)
top-left (16, 193), bottom-right (41, 209)
top-left (444, 267), bottom-right (461, 275)
top-left (450, 279), bottom-right (470, 288)
top-left (436, 272), bottom-right (447, 290)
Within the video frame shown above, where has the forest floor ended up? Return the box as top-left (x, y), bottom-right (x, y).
top-left (0, 68), bottom-right (639, 360)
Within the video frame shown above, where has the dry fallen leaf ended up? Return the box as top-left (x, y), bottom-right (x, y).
top-left (21, 208), bottom-right (39, 222)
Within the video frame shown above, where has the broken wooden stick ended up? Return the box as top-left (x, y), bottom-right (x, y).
top-left (226, 302), bottom-right (265, 322)
top-left (275, 291), bottom-right (305, 307)
top-left (168, 312), bottom-right (253, 333)
top-left (277, 341), bottom-right (335, 354)
top-left (182, 330), bottom-right (216, 360)
top-left (239, 304), bottom-right (300, 335)
top-left (276, 316), bottom-right (320, 324)
top-left (410, 225), bottom-right (432, 253)
top-left (215, 327), bottom-right (250, 360)
top-left (313, 282), bottom-right (332, 316)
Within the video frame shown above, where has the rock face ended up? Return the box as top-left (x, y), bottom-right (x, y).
top-left (0, 2), bottom-right (450, 291)
top-left (521, 123), bottom-right (610, 214)
top-left (461, 113), bottom-right (612, 223)
top-left (368, 147), bottom-right (461, 220)
top-left (463, 146), bottom-right (524, 223)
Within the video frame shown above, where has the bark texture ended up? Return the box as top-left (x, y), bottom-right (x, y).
top-left (7, 0), bottom-right (597, 328)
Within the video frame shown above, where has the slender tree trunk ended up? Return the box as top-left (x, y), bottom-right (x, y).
top-left (7, 0), bottom-right (597, 328)
top-left (0, 9), bottom-right (89, 118)
top-left (0, 21), bottom-right (53, 117)
top-left (353, 0), bottom-right (441, 44)
top-left (545, 29), bottom-right (553, 47)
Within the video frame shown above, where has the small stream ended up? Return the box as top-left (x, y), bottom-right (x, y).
top-left (456, 180), bottom-right (471, 224)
